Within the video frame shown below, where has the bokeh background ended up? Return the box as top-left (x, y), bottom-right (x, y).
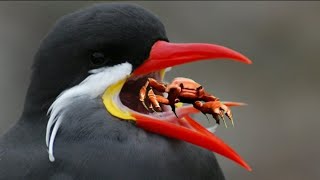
top-left (1, 1), bottom-right (319, 179)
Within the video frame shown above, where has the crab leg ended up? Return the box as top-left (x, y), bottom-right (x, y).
top-left (220, 113), bottom-right (228, 128)
top-left (148, 102), bottom-right (156, 112)
top-left (147, 78), bottom-right (167, 92)
top-left (139, 81), bottom-right (150, 110)
top-left (147, 88), bottom-right (161, 112)
top-left (194, 101), bottom-right (233, 127)
top-left (200, 91), bottom-right (220, 102)
top-left (156, 95), bottom-right (170, 105)
top-left (225, 110), bottom-right (234, 127)
top-left (140, 78), bottom-right (168, 111)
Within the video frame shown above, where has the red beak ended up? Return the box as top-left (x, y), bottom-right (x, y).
top-left (132, 40), bottom-right (252, 171)
top-left (133, 40), bottom-right (251, 75)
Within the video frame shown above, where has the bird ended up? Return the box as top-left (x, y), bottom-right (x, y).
top-left (0, 3), bottom-right (252, 180)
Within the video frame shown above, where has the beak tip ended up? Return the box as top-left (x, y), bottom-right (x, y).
top-left (239, 56), bottom-right (252, 65)
top-left (245, 165), bottom-right (253, 172)
top-left (236, 157), bottom-right (252, 171)
top-left (244, 57), bottom-right (253, 64)
top-left (246, 60), bottom-right (253, 64)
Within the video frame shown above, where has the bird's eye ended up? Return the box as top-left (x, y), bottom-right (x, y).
top-left (90, 52), bottom-right (107, 67)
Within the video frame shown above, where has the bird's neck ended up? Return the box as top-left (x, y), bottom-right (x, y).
top-left (21, 90), bottom-right (56, 122)
top-left (21, 77), bottom-right (61, 123)
top-left (20, 60), bottom-right (81, 122)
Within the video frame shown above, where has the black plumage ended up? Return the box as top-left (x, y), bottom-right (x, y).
top-left (0, 3), bottom-right (225, 180)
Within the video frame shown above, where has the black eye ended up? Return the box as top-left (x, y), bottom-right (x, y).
top-left (90, 52), bottom-right (107, 67)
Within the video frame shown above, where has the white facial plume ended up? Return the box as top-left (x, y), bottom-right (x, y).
top-left (46, 62), bottom-right (132, 162)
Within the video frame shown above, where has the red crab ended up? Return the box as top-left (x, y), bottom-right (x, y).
top-left (139, 77), bottom-right (237, 127)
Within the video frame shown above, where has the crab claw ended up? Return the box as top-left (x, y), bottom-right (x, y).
top-left (225, 110), bottom-right (234, 127)
top-left (219, 103), bottom-right (233, 127)
top-left (212, 113), bottom-right (221, 125)
top-left (222, 101), bottom-right (247, 127)
top-left (219, 113), bottom-right (228, 128)
top-left (194, 101), bottom-right (235, 127)
top-left (148, 89), bottom-right (162, 112)
top-left (139, 81), bottom-right (150, 111)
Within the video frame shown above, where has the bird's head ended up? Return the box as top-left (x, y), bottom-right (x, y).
top-left (25, 3), bottom-right (251, 170)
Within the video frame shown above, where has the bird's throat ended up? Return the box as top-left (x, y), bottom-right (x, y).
top-left (102, 78), bottom-right (135, 121)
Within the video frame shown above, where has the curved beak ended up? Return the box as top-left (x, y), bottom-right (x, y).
top-left (133, 40), bottom-right (251, 75)
top-left (132, 40), bottom-right (252, 171)
top-left (104, 40), bottom-right (252, 171)
top-left (132, 105), bottom-right (251, 171)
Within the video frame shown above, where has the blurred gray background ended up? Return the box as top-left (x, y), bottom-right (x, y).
top-left (1, 1), bottom-right (319, 179)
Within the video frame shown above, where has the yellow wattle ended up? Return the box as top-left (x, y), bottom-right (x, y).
top-left (102, 78), bottom-right (136, 121)
top-left (160, 69), bottom-right (166, 80)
